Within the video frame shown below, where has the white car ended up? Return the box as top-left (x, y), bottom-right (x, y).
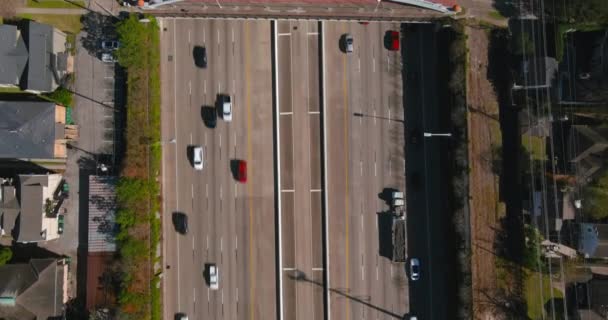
top-left (208, 264), bottom-right (219, 290)
top-left (409, 258), bottom-right (420, 281)
top-left (221, 95), bottom-right (232, 122)
top-left (101, 52), bottom-right (116, 63)
top-left (192, 146), bottom-right (204, 171)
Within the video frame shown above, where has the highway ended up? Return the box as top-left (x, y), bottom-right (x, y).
top-left (323, 21), bottom-right (409, 320)
top-left (160, 18), bottom-right (277, 320)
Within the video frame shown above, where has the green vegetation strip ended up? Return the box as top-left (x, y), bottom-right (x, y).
top-left (16, 13), bottom-right (83, 34)
top-left (524, 270), bottom-right (564, 320)
top-left (114, 15), bottom-right (161, 320)
top-left (26, 0), bottom-right (86, 9)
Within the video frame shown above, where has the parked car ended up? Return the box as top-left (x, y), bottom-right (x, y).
top-left (193, 46), bottom-right (207, 68)
top-left (219, 95), bottom-right (232, 122)
top-left (192, 146), bottom-right (204, 170)
top-left (172, 212), bottom-right (188, 235)
top-left (57, 215), bottom-right (64, 234)
top-left (409, 258), bottom-right (420, 281)
top-left (101, 40), bottom-right (120, 50)
top-left (385, 30), bottom-right (400, 51)
top-left (341, 33), bottom-right (354, 53)
top-left (207, 263), bottom-right (219, 290)
top-left (101, 52), bottom-right (117, 63)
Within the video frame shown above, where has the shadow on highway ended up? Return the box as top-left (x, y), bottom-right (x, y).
top-left (288, 270), bottom-right (404, 319)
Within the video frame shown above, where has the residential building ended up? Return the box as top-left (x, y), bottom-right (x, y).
top-left (576, 275), bottom-right (608, 319)
top-left (568, 125), bottom-right (608, 186)
top-left (0, 21), bottom-right (70, 93)
top-left (578, 223), bottom-right (608, 259)
top-left (0, 174), bottom-right (66, 243)
top-left (0, 101), bottom-right (78, 164)
top-left (0, 258), bottom-right (67, 319)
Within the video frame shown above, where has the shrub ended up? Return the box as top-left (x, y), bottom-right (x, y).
top-left (43, 86), bottom-right (73, 107)
top-left (0, 247), bottom-right (12, 265)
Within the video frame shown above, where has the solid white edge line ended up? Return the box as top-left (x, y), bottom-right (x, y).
top-left (320, 20), bottom-right (331, 320)
top-left (273, 19), bottom-right (285, 320)
top-left (172, 19), bottom-right (182, 311)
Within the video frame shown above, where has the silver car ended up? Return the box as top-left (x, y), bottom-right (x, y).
top-left (409, 258), bottom-right (420, 281)
top-left (342, 34), bottom-right (354, 53)
top-left (208, 264), bottom-right (219, 290)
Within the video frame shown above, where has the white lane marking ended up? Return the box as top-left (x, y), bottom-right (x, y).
top-left (358, 57), bottom-right (361, 72)
top-left (280, 112), bottom-right (293, 115)
top-left (206, 183), bottom-right (209, 198)
top-left (207, 288), bottom-right (210, 302)
top-left (390, 264), bottom-right (393, 277)
top-left (204, 132), bottom-right (207, 146)
top-left (388, 108), bottom-right (391, 122)
top-left (192, 236), bottom-right (195, 250)
top-left (283, 267), bottom-right (296, 271)
top-left (361, 266), bottom-right (365, 281)
top-left (189, 81), bottom-right (191, 95)
top-left (218, 82), bottom-right (221, 94)
top-left (234, 132), bottom-right (237, 147)
top-left (373, 108), bottom-right (377, 125)
top-left (204, 80), bottom-right (207, 94)
top-left (232, 27), bottom-right (234, 42)
top-left (217, 29), bottom-right (220, 44)
top-left (235, 235), bottom-right (238, 250)
top-left (193, 287), bottom-right (196, 302)
top-left (387, 55), bottom-right (390, 72)
top-left (374, 162), bottom-right (377, 177)
top-left (191, 184), bottom-right (194, 199)
top-left (312, 267), bottom-right (324, 271)
top-left (221, 290), bottom-right (224, 304)
top-left (376, 265), bottom-right (379, 280)
top-left (206, 235), bottom-right (209, 250)
top-left (310, 189), bottom-right (321, 192)
top-left (309, 111), bottom-right (320, 114)
top-left (233, 79), bottom-right (236, 94)
top-left (219, 134), bottom-right (222, 147)
top-left (281, 189), bottom-right (295, 193)
top-left (220, 237), bottom-right (223, 251)
top-left (307, 32), bottom-right (319, 35)
top-left (172, 20), bottom-right (182, 311)
top-left (188, 30), bottom-right (191, 43)
top-left (361, 213), bottom-right (364, 232)
top-left (278, 32), bottom-right (291, 36)
top-left (190, 133), bottom-right (193, 144)
top-left (203, 29), bottom-right (206, 43)
top-left (220, 185), bottom-right (223, 199)
top-left (372, 57), bottom-right (376, 73)
top-left (236, 287), bottom-right (239, 302)
top-left (360, 161), bottom-right (363, 176)
top-left (234, 184), bottom-right (238, 198)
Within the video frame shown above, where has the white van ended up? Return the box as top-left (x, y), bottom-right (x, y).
top-left (193, 146), bottom-right (204, 170)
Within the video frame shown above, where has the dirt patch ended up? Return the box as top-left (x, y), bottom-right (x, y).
top-left (466, 26), bottom-right (506, 320)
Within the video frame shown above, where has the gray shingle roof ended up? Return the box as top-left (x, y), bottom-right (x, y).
top-left (0, 259), bottom-right (64, 320)
top-left (17, 185), bottom-right (43, 243)
top-left (22, 22), bottom-right (55, 93)
top-left (0, 101), bottom-right (57, 159)
top-left (0, 25), bottom-right (28, 88)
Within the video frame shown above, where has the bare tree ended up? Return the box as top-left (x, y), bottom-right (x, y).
top-left (0, 0), bottom-right (22, 19)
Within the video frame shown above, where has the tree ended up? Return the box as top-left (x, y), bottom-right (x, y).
top-left (0, 247), bottom-right (12, 266)
top-left (583, 167), bottom-right (608, 220)
top-left (43, 87), bottom-right (74, 107)
top-left (511, 32), bottom-right (535, 56)
top-left (546, 0), bottom-right (608, 24)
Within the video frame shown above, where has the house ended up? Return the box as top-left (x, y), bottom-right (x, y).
top-left (0, 258), bottom-right (67, 319)
top-left (0, 21), bottom-right (70, 93)
top-left (514, 56), bottom-right (559, 90)
top-left (0, 101), bottom-right (78, 163)
top-left (568, 125), bottom-right (608, 186)
top-left (86, 176), bottom-right (117, 311)
top-left (0, 174), bottom-right (66, 243)
top-left (576, 274), bottom-right (608, 319)
top-left (578, 223), bottom-right (608, 259)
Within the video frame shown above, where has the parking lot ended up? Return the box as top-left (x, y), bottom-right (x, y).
top-left (161, 18), bottom-right (409, 320)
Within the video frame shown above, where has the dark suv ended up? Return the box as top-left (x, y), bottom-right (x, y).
top-left (193, 46), bottom-right (207, 68)
top-left (172, 212), bottom-right (188, 234)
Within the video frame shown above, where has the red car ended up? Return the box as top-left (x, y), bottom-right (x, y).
top-left (237, 160), bottom-right (247, 183)
top-left (386, 30), bottom-right (400, 51)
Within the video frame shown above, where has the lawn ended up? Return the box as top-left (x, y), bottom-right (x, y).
top-left (17, 13), bottom-right (82, 34)
top-left (0, 87), bottom-right (23, 93)
top-left (524, 270), bottom-right (564, 320)
top-left (522, 134), bottom-right (547, 161)
top-left (26, 0), bottom-right (86, 9)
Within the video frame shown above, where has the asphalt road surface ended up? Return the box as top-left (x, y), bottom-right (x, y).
top-left (160, 18), bottom-right (277, 320)
top-left (323, 21), bottom-right (409, 320)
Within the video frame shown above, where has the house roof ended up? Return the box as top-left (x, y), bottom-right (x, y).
top-left (519, 57), bottom-right (559, 87)
top-left (0, 101), bottom-right (58, 159)
top-left (579, 223), bottom-right (608, 258)
top-left (1, 185), bottom-right (20, 235)
top-left (0, 25), bottom-right (28, 88)
top-left (569, 125), bottom-right (608, 163)
top-left (0, 259), bottom-right (64, 320)
top-left (88, 176), bottom-right (117, 253)
top-left (519, 110), bottom-right (551, 137)
top-left (22, 22), bottom-right (55, 93)
top-left (17, 185), bottom-right (44, 243)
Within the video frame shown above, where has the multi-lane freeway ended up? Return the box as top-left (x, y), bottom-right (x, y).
top-left (160, 18), bottom-right (417, 320)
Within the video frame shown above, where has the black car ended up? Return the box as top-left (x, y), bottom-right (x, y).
top-left (193, 46), bottom-right (207, 68)
top-left (201, 106), bottom-right (217, 128)
top-left (172, 212), bottom-right (188, 234)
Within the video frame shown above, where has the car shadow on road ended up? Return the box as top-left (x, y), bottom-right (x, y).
top-left (288, 270), bottom-right (404, 319)
top-left (377, 211), bottom-right (394, 260)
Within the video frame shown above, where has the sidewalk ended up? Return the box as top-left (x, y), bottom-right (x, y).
top-left (17, 7), bottom-right (87, 14)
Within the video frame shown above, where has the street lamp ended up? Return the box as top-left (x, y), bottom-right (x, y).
top-left (374, 0), bottom-right (381, 12)
top-left (216, 0), bottom-right (222, 9)
top-left (423, 132), bottom-right (452, 138)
